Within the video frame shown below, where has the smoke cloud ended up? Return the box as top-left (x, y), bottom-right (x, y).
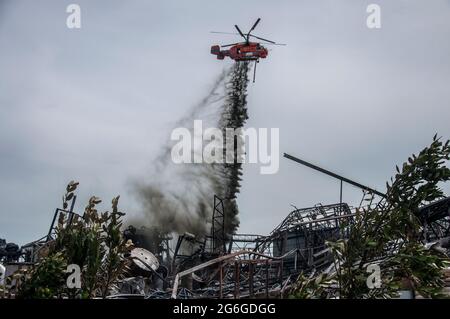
top-left (131, 62), bottom-right (250, 239)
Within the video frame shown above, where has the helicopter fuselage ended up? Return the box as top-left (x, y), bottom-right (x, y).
top-left (211, 42), bottom-right (268, 61)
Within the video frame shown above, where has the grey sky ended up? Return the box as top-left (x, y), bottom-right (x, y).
top-left (0, 0), bottom-right (449, 244)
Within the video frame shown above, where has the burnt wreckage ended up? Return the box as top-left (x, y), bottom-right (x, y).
top-left (2, 155), bottom-right (450, 299)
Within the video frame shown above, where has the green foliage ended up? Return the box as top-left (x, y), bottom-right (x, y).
top-left (18, 253), bottom-right (67, 299)
top-left (290, 272), bottom-right (336, 299)
top-left (98, 196), bottom-right (129, 298)
top-left (388, 243), bottom-right (449, 298)
top-left (292, 136), bottom-right (450, 299)
top-left (18, 182), bottom-right (130, 299)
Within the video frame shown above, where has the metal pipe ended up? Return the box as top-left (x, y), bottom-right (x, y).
top-left (283, 153), bottom-right (386, 198)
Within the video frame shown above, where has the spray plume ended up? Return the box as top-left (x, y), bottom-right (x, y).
top-left (132, 62), bottom-right (250, 239)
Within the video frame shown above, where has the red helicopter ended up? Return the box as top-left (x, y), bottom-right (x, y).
top-left (210, 18), bottom-right (285, 82)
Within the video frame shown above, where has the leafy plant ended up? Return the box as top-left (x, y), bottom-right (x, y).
top-left (290, 272), bottom-right (337, 299)
top-left (98, 196), bottom-right (130, 298)
top-left (18, 253), bottom-right (67, 299)
top-left (292, 136), bottom-right (450, 298)
top-left (18, 182), bottom-right (131, 298)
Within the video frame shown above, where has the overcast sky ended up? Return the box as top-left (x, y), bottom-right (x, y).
top-left (1, 0), bottom-right (449, 244)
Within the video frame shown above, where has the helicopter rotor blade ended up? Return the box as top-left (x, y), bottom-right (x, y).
top-left (249, 34), bottom-right (276, 44)
top-left (234, 25), bottom-right (246, 39)
top-left (210, 31), bottom-right (241, 35)
top-left (264, 42), bottom-right (287, 46)
top-left (248, 18), bottom-right (261, 34)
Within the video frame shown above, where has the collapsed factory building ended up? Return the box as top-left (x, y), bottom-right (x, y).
top-left (2, 177), bottom-right (450, 299)
top-left (2, 128), bottom-right (450, 299)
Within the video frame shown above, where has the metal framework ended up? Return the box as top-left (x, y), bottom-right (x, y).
top-left (47, 195), bottom-right (79, 241)
top-left (249, 203), bottom-right (355, 275)
top-left (230, 234), bottom-right (267, 253)
top-left (171, 249), bottom-right (299, 299)
top-left (271, 203), bottom-right (352, 235)
top-left (417, 196), bottom-right (450, 242)
top-left (211, 195), bottom-right (226, 254)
